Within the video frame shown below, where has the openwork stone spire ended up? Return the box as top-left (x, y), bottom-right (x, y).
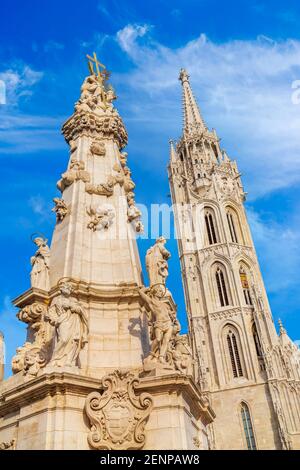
top-left (169, 139), bottom-right (177, 163)
top-left (179, 68), bottom-right (207, 136)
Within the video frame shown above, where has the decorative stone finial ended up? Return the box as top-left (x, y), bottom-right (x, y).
top-left (278, 318), bottom-right (286, 335)
top-left (179, 68), bottom-right (189, 83)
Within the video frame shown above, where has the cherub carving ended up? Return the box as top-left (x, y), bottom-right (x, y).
top-left (86, 206), bottom-right (115, 231)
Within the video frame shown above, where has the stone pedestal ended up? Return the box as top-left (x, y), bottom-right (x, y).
top-left (0, 370), bottom-right (214, 450)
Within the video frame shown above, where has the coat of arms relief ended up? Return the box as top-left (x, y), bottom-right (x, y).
top-left (85, 370), bottom-right (153, 450)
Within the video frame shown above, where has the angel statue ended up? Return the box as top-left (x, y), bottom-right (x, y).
top-left (30, 237), bottom-right (50, 291)
top-left (45, 281), bottom-right (89, 368)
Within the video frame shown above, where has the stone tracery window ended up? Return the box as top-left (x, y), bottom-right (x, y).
top-left (204, 208), bottom-right (219, 245)
top-left (252, 323), bottom-right (263, 358)
top-left (240, 402), bottom-right (257, 450)
top-left (226, 207), bottom-right (243, 244)
top-left (226, 328), bottom-right (243, 378)
top-left (215, 266), bottom-right (230, 307)
top-left (239, 266), bottom-right (252, 306)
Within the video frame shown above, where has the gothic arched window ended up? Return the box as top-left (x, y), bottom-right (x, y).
top-left (240, 402), bottom-right (257, 450)
top-left (226, 328), bottom-right (243, 378)
top-left (226, 207), bottom-right (243, 244)
top-left (215, 266), bottom-right (230, 307)
top-left (204, 208), bottom-right (218, 245)
top-left (252, 323), bottom-right (262, 357)
top-left (239, 266), bottom-right (252, 306)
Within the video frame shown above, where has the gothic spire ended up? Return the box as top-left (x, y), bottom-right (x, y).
top-left (179, 68), bottom-right (207, 136)
top-left (169, 139), bottom-right (177, 163)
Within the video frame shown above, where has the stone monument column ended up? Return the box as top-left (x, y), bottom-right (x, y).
top-left (0, 56), bottom-right (214, 450)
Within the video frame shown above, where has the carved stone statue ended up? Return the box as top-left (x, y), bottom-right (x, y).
top-left (45, 282), bottom-right (88, 368)
top-left (30, 237), bottom-right (50, 291)
top-left (145, 237), bottom-right (171, 287)
top-left (135, 220), bottom-right (144, 233)
top-left (119, 151), bottom-right (127, 167)
top-left (127, 204), bottom-right (141, 222)
top-left (74, 70), bottom-right (117, 116)
top-left (139, 285), bottom-right (175, 365)
top-left (123, 167), bottom-right (135, 194)
top-left (52, 197), bottom-right (69, 222)
top-left (86, 206), bottom-right (115, 231)
top-left (171, 334), bottom-right (193, 375)
top-left (57, 158), bottom-right (90, 192)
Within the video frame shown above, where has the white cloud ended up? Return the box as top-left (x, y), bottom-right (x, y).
top-left (247, 206), bottom-right (300, 292)
top-left (0, 61), bottom-right (65, 153)
top-left (28, 195), bottom-right (52, 221)
top-left (116, 24), bottom-right (151, 58)
top-left (0, 64), bottom-right (43, 106)
top-left (114, 27), bottom-right (300, 197)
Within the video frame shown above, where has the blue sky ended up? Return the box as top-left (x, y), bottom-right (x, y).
top-left (1, 0), bottom-right (300, 377)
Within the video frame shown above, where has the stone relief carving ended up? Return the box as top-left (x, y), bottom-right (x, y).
top-left (85, 370), bottom-right (153, 450)
top-left (90, 140), bottom-right (106, 157)
top-left (145, 237), bottom-right (171, 287)
top-left (52, 197), bottom-right (69, 222)
top-left (127, 205), bottom-right (142, 222)
top-left (134, 220), bottom-right (144, 233)
top-left (119, 151), bottom-right (127, 167)
top-left (57, 158), bottom-right (90, 192)
top-left (45, 282), bottom-right (88, 368)
top-left (30, 237), bottom-right (50, 291)
top-left (0, 438), bottom-right (16, 450)
top-left (85, 175), bottom-right (116, 196)
top-left (86, 206), bottom-right (115, 231)
top-left (123, 167), bottom-right (135, 194)
top-left (12, 302), bottom-right (49, 377)
top-left (62, 113), bottom-right (128, 150)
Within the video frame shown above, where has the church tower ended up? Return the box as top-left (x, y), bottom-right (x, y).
top-left (168, 69), bottom-right (300, 450)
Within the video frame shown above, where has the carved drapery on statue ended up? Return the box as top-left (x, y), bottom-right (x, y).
top-left (141, 239), bottom-right (193, 375)
top-left (146, 237), bottom-right (171, 287)
top-left (45, 282), bottom-right (88, 368)
top-left (85, 370), bottom-right (153, 450)
top-left (140, 285), bottom-right (192, 374)
top-left (12, 282), bottom-right (89, 375)
top-left (30, 237), bottom-right (50, 291)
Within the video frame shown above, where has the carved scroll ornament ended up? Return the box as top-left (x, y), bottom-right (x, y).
top-left (85, 370), bottom-right (153, 450)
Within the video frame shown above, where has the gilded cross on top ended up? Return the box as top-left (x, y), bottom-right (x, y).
top-left (86, 52), bottom-right (110, 84)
